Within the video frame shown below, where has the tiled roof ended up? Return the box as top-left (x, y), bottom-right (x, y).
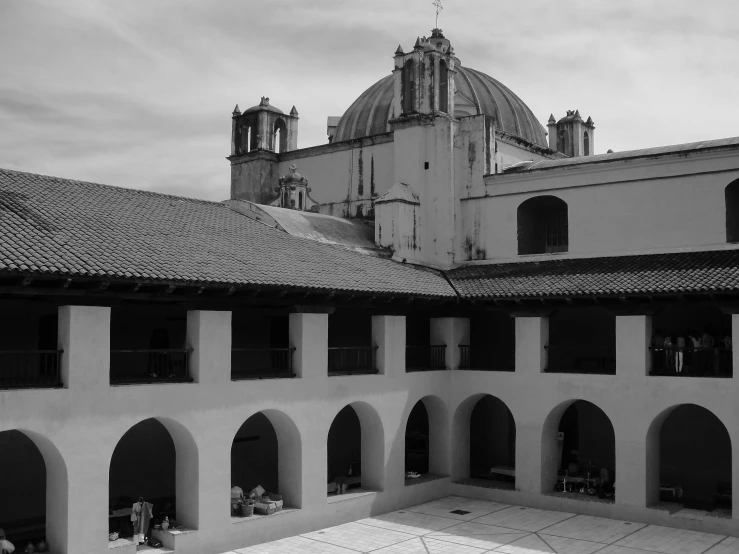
top-left (0, 169), bottom-right (455, 298)
top-left (448, 250), bottom-right (739, 300)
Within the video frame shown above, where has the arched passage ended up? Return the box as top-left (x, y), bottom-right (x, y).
top-left (404, 395), bottom-right (449, 482)
top-left (108, 417), bottom-right (199, 544)
top-left (646, 404), bottom-right (731, 514)
top-left (517, 195), bottom-right (568, 255)
top-left (725, 179), bottom-right (739, 243)
top-left (231, 409), bottom-right (302, 512)
top-left (452, 394), bottom-right (516, 488)
top-left (542, 400), bottom-right (615, 500)
top-left (274, 119), bottom-right (287, 154)
top-left (0, 429), bottom-right (67, 552)
top-left (327, 402), bottom-right (384, 495)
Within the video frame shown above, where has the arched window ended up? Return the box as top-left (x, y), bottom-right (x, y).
top-left (725, 179), bottom-right (739, 242)
top-left (557, 129), bottom-right (568, 154)
top-left (439, 60), bottom-right (449, 113)
top-left (583, 131), bottom-right (590, 156)
top-left (402, 60), bottom-right (415, 114)
top-left (282, 191), bottom-right (289, 208)
top-left (298, 192), bottom-right (304, 210)
top-left (273, 119), bottom-right (287, 154)
top-left (517, 195), bottom-right (569, 254)
top-left (243, 126), bottom-right (251, 153)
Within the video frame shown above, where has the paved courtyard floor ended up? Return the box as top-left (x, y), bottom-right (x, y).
top-left (221, 496), bottom-right (739, 554)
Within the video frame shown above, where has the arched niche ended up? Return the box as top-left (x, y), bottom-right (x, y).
top-left (231, 409), bottom-right (302, 510)
top-left (517, 195), bottom-right (568, 255)
top-left (404, 395), bottom-right (450, 481)
top-left (646, 404), bottom-right (732, 514)
top-left (327, 402), bottom-right (384, 494)
top-left (541, 400), bottom-right (615, 498)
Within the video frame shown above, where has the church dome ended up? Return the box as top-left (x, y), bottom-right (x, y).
top-left (332, 66), bottom-right (547, 147)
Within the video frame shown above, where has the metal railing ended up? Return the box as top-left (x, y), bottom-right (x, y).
top-left (650, 346), bottom-right (732, 377)
top-left (110, 349), bottom-right (193, 385)
top-left (406, 345), bottom-right (447, 372)
top-left (328, 346), bottom-right (377, 375)
top-left (0, 350), bottom-right (63, 389)
top-left (458, 345), bottom-right (515, 371)
top-left (231, 348), bottom-right (295, 380)
top-left (544, 345), bottom-right (616, 375)
top-left (459, 345), bottom-right (471, 369)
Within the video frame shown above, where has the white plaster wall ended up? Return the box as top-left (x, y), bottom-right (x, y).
top-left (464, 152), bottom-right (739, 260)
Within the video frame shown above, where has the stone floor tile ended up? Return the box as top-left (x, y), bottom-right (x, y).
top-left (356, 509), bottom-right (460, 535)
top-left (540, 514), bottom-right (646, 544)
top-left (406, 495), bottom-right (510, 521)
top-left (371, 536), bottom-right (490, 554)
top-left (593, 546), bottom-right (664, 554)
top-left (472, 505), bottom-right (576, 533)
top-left (301, 521), bottom-right (415, 551)
top-left (428, 521), bottom-right (529, 550)
top-left (704, 537), bottom-right (739, 554)
top-left (234, 535), bottom-right (357, 553)
top-left (494, 533), bottom-right (555, 553)
top-left (537, 533), bottom-right (611, 554)
top-left (613, 524), bottom-right (725, 554)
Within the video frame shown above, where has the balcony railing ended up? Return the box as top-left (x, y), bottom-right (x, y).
top-left (231, 348), bottom-right (295, 380)
top-left (650, 346), bottom-right (732, 377)
top-left (110, 349), bottom-right (193, 385)
top-left (544, 345), bottom-right (616, 375)
top-left (406, 345), bottom-right (447, 372)
top-left (0, 350), bottom-right (63, 389)
top-left (328, 346), bottom-right (377, 375)
top-left (458, 345), bottom-right (515, 371)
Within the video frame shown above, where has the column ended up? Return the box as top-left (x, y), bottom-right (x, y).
top-left (186, 310), bottom-right (232, 384)
top-left (298, 413), bottom-right (329, 510)
top-left (372, 315), bottom-right (405, 376)
top-left (616, 433), bottom-right (651, 508)
top-left (514, 314), bottom-right (549, 374)
top-left (58, 305), bottom-right (110, 391)
top-left (431, 317), bottom-right (469, 370)
top-left (616, 314), bottom-right (652, 377)
top-left (289, 312), bottom-right (328, 379)
top-left (514, 421), bottom-right (545, 493)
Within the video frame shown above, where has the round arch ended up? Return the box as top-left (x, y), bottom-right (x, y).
top-left (404, 395), bottom-right (450, 479)
top-left (541, 399), bottom-right (615, 496)
top-left (231, 409), bottom-right (302, 509)
top-left (273, 118), bottom-right (287, 154)
top-left (452, 394), bottom-right (516, 484)
top-left (646, 403), bottom-right (732, 511)
top-left (517, 195), bottom-right (568, 255)
top-left (0, 429), bottom-right (68, 553)
top-left (327, 401), bottom-right (384, 493)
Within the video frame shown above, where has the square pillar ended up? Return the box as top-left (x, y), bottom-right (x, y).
top-left (515, 315), bottom-right (548, 374)
top-left (58, 305), bottom-right (110, 391)
top-left (514, 422), bottom-right (544, 493)
top-left (431, 317), bottom-right (469, 370)
top-left (299, 419), bottom-right (329, 510)
top-left (289, 312), bottom-right (328, 379)
top-left (616, 435), bottom-right (650, 508)
top-left (372, 315), bottom-right (405, 376)
top-left (733, 314), bottom-right (739, 378)
top-left (616, 314), bottom-right (652, 377)
top-left (186, 310), bottom-right (232, 384)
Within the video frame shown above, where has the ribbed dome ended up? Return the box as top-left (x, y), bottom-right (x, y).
top-left (333, 65), bottom-right (547, 147)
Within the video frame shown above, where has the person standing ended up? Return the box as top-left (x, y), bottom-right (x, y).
top-left (675, 333), bottom-right (685, 373)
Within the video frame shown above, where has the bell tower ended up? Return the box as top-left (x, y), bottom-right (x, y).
top-left (228, 97), bottom-right (299, 204)
top-left (548, 110), bottom-right (595, 157)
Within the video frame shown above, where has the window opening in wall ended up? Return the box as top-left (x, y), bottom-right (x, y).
top-left (328, 308), bottom-right (376, 375)
top-left (546, 307), bottom-right (615, 374)
top-left (406, 314), bottom-right (446, 371)
top-left (439, 60), bottom-right (449, 113)
top-left (273, 119), bottom-right (287, 154)
top-left (245, 126), bottom-right (252, 153)
top-left (298, 192), bottom-right (303, 210)
top-left (231, 310), bottom-right (293, 380)
top-left (517, 195), bottom-right (569, 255)
top-left (405, 401), bottom-right (429, 481)
top-left (0, 299), bottom-right (61, 390)
top-left (725, 179), bottom-right (739, 243)
top-left (650, 304), bottom-right (732, 377)
top-left (461, 311), bottom-right (514, 371)
top-left (468, 395), bottom-right (516, 490)
top-left (109, 419), bottom-right (176, 543)
top-left (651, 405), bottom-right (731, 516)
top-left (274, 128), bottom-right (280, 154)
top-left (557, 129), bottom-right (567, 153)
top-left (327, 406), bottom-right (363, 495)
top-left (548, 401), bottom-right (616, 502)
top-left (583, 131), bottom-right (590, 156)
top-left (0, 430), bottom-right (47, 548)
top-left (402, 60), bottom-right (415, 114)
top-left (109, 306), bottom-right (191, 385)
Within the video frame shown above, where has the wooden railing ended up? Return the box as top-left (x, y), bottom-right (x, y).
top-left (110, 349), bottom-right (193, 385)
top-left (0, 350), bottom-right (63, 389)
top-left (328, 346), bottom-right (377, 375)
top-left (406, 345), bottom-right (447, 372)
top-left (650, 346), bottom-right (732, 377)
top-left (231, 348), bottom-right (295, 380)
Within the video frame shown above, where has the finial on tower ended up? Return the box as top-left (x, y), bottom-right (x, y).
top-left (233, 104), bottom-right (241, 116)
top-left (432, 0), bottom-right (443, 29)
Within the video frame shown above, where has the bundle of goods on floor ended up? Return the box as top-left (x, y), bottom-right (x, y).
top-left (230, 485), bottom-right (283, 517)
top-left (554, 462), bottom-right (615, 499)
top-left (1, 526), bottom-right (49, 554)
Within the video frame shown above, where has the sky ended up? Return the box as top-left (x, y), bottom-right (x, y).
top-left (1, 0), bottom-right (738, 201)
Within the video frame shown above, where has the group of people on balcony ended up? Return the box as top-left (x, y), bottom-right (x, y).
top-left (651, 327), bottom-right (732, 375)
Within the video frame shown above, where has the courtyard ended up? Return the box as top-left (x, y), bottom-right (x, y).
top-left (221, 496), bottom-right (739, 554)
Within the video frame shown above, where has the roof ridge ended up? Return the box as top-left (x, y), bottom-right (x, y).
top-left (0, 167), bottom-right (225, 208)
